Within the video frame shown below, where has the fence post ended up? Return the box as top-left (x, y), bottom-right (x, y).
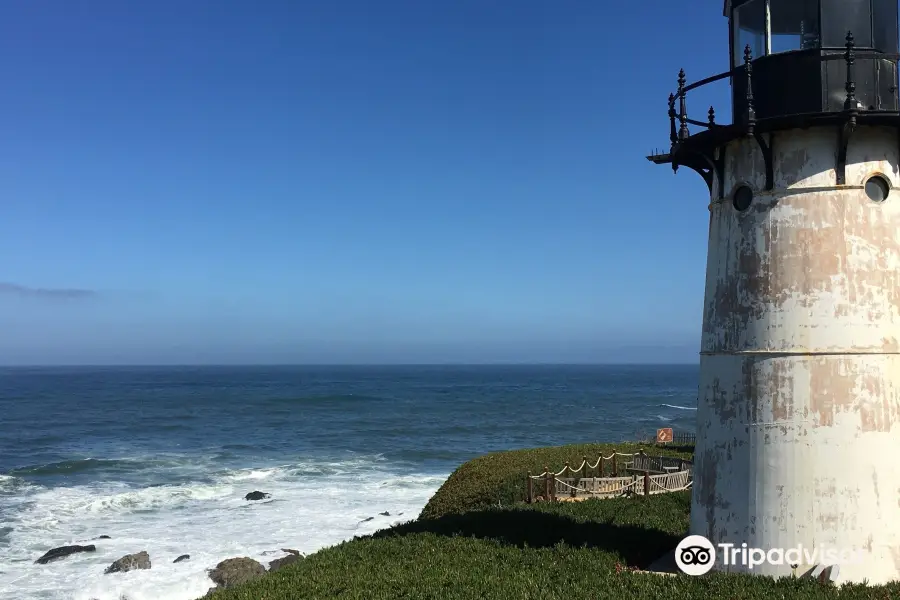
top-left (563, 461), bottom-right (570, 479)
top-left (550, 469), bottom-right (557, 502)
top-left (583, 455), bottom-right (588, 478)
top-left (644, 471), bottom-right (650, 497)
top-left (527, 472), bottom-right (533, 503)
top-left (544, 466), bottom-right (551, 502)
top-left (612, 453), bottom-right (618, 477)
top-left (599, 456), bottom-right (604, 477)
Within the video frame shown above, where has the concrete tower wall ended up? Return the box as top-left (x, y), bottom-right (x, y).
top-left (694, 125), bottom-right (900, 583)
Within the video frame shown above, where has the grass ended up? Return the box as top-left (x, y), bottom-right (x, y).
top-left (203, 442), bottom-right (900, 600)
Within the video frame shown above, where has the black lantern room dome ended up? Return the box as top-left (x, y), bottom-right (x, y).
top-left (649, 0), bottom-right (900, 192)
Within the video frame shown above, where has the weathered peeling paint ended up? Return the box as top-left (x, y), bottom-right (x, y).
top-left (693, 125), bottom-right (900, 584)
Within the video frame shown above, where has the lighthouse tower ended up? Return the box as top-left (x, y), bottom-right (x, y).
top-left (649, 0), bottom-right (900, 584)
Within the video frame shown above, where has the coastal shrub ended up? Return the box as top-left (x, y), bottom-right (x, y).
top-left (204, 536), bottom-right (900, 599)
top-left (378, 492), bottom-right (691, 568)
top-left (419, 442), bottom-right (694, 519)
top-left (204, 497), bottom-right (899, 599)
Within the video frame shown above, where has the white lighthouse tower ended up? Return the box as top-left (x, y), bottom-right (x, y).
top-left (649, 0), bottom-right (900, 585)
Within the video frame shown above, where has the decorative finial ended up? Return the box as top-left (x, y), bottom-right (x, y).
top-left (744, 44), bottom-right (753, 64)
top-left (708, 106), bottom-right (716, 125)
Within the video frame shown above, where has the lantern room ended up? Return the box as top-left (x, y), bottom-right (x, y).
top-left (727, 0), bottom-right (899, 119)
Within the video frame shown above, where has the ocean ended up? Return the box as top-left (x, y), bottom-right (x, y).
top-left (0, 364), bottom-right (699, 600)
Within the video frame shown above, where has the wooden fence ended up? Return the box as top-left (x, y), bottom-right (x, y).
top-left (636, 429), bottom-right (696, 446)
top-left (656, 431), bottom-right (696, 446)
top-left (628, 454), bottom-right (693, 476)
top-left (526, 451), bottom-right (693, 503)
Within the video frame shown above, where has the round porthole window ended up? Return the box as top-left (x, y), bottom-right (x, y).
top-left (865, 175), bottom-right (890, 203)
top-left (733, 186), bottom-right (753, 212)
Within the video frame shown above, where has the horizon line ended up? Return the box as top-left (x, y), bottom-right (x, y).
top-left (0, 361), bottom-right (701, 368)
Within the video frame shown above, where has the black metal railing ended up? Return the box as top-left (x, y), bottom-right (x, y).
top-left (667, 31), bottom-right (900, 150)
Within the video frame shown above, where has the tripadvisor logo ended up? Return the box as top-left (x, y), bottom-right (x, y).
top-left (675, 535), bottom-right (716, 575)
top-left (674, 535), bottom-right (864, 576)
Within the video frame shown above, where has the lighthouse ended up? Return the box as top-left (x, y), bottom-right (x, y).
top-left (649, 0), bottom-right (900, 585)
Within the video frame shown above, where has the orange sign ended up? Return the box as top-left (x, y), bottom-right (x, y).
top-left (656, 427), bottom-right (674, 444)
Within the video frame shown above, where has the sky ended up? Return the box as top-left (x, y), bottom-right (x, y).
top-left (0, 1), bottom-right (732, 365)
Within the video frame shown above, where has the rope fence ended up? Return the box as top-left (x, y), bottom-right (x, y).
top-left (527, 451), bottom-right (637, 479)
top-left (525, 450), bottom-right (693, 503)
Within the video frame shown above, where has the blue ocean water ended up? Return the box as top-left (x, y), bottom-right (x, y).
top-left (0, 364), bottom-right (698, 600)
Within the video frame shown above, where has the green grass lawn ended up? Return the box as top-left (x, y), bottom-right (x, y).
top-left (203, 442), bottom-right (900, 600)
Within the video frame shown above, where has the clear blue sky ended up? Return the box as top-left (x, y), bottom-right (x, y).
top-left (0, 1), bottom-right (731, 365)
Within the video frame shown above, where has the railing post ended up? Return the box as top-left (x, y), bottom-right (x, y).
top-left (744, 45), bottom-right (756, 136)
top-left (612, 453), bottom-right (618, 477)
top-left (527, 471), bottom-right (533, 504)
top-left (644, 471), bottom-right (650, 497)
top-left (583, 455), bottom-right (589, 479)
top-left (563, 461), bottom-right (570, 479)
top-left (668, 93), bottom-right (678, 149)
top-left (845, 31), bottom-right (858, 125)
top-left (677, 69), bottom-right (689, 141)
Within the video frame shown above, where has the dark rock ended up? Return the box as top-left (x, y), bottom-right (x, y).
top-left (35, 544), bottom-right (96, 564)
top-left (359, 517), bottom-right (374, 523)
top-left (379, 511), bottom-right (390, 516)
top-left (98, 535), bottom-right (111, 540)
top-left (268, 553), bottom-right (301, 572)
top-left (281, 548), bottom-right (301, 556)
top-left (174, 554), bottom-right (190, 563)
top-left (244, 491), bottom-right (270, 501)
top-left (208, 557), bottom-right (266, 588)
top-left (104, 551), bottom-right (151, 574)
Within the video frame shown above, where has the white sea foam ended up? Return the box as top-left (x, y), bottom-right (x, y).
top-left (0, 456), bottom-right (445, 600)
top-left (659, 403), bottom-right (697, 411)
